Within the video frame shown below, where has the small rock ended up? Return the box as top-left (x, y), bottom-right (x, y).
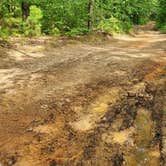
top-left (127, 91), bottom-right (136, 97)
top-left (132, 79), bottom-right (139, 83)
top-left (7, 156), bottom-right (17, 166)
top-left (102, 117), bottom-right (107, 121)
top-left (112, 153), bottom-right (124, 166)
top-left (138, 93), bottom-right (144, 97)
top-left (26, 127), bottom-right (33, 132)
top-left (145, 83), bottom-right (156, 93)
top-left (49, 160), bottom-right (57, 166)
top-left (65, 98), bottom-right (71, 103)
top-left (144, 94), bottom-right (153, 101)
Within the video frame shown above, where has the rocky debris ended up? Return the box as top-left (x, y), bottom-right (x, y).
top-left (132, 79), bottom-right (139, 84)
top-left (41, 143), bottom-right (55, 155)
top-left (0, 39), bottom-right (12, 49)
top-left (0, 155), bottom-right (18, 166)
top-left (145, 82), bottom-right (157, 94)
top-left (127, 91), bottom-right (136, 97)
top-left (41, 104), bottom-right (49, 112)
top-left (126, 82), bottom-right (155, 108)
top-left (49, 160), bottom-right (57, 166)
top-left (44, 113), bottom-right (55, 123)
top-left (26, 127), bottom-right (33, 132)
top-left (112, 153), bottom-right (124, 166)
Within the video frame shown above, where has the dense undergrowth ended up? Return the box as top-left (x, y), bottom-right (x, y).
top-left (0, 0), bottom-right (165, 38)
top-left (156, 0), bottom-right (166, 33)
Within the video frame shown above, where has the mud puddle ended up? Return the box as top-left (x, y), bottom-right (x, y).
top-left (125, 108), bottom-right (160, 166)
top-left (77, 78), bottom-right (166, 166)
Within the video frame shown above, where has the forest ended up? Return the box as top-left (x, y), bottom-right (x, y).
top-left (0, 0), bottom-right (165, 37)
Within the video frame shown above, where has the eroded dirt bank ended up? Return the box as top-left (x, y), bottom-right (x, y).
top-left (0, 29), bottom-right (166, 166)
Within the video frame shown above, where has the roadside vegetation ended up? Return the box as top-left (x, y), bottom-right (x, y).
top-left (156, 0), bottom-right (166, 33)
top-left (0, 0), bottom-right (165, 38)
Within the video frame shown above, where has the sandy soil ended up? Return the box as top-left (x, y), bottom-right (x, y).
top-left (0, 27), bottom-right (166, 166)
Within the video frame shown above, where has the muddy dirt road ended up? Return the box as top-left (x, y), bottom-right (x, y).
top-left (0, 29), bottom-right (166, 166)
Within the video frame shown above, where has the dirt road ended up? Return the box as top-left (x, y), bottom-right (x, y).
top-left (0, 29), bottom-right (166, 166)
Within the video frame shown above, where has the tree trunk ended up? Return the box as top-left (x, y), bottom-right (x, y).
top-left (88, 0), bottom-right (94, 31)
top-left (22, 1), bottom-right (30, 21)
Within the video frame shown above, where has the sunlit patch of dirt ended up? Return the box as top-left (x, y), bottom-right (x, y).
top-left (8, 45), bottom-right (46, 61)
top-left (144, 66), bottom-right (165, 81)
top-left (102, 127), bottom-right (135, 145)
top-left (0, 68), bottom-right (25, 91)
top-left (32, 117), bottom-right (64, 136)
top-left (70, 87), bottom-right (122, 131)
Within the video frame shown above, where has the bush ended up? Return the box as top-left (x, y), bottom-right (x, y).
top-left (160, 25), bottom-right (166, 33)
top-left (156, 21), bottom-right (166, 34)
top-left (22, 5), bottom-right (43, 37)
top-left (48, 27), bottom-right (60, 36)
top-left (0, 28), bottom-right (10, 38)
top-left (0, 5), bottom-right (43, 37)
top-left (98, 17), bottom-right (132, 35)
top-left (65, 28), bottom-right (89, 37)
top-left (0, 17), bottom-right (22, 37)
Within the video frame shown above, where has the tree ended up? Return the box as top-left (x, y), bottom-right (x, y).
top-left (158, 0), bottom-right (166, 24)
top-left (88, 0), bottom-right (94, 31)
top-left (21, 1), bottom-right (30, 21)
top-left (0, 0), bottom-right (164, 37)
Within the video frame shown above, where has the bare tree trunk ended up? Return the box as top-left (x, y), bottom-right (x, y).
top-left (88, 0), bottom-right (94, 31)
top-left (22, 1), bottom-right (30, 21)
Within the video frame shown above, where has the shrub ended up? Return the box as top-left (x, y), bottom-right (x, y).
top-left (49, 27), bottom-right (60, 36)
top-left (160, 25), bottom-right (166, 33)
top-left (0, 17), bottom-right (22, 37)
top-left (98, 17), bottom-right (132, 35)
top-left (0, 6), bottom-right (43, 37)
top-left (0, 28), bottom-right (10, 38)
top-left (65, 28), bottom-right (89, 37)
top-left (22, 5), bottom-right (43, 37)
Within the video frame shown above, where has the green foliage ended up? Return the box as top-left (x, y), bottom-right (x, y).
top-left (65, 28), bottom-right (89, 37)
top-left (49, 27), bottom-right (60, 37)
top-left (0, 0), bottom-right (164, 37)
top-left (0, 5), bottom-right (43, 37)
top-left (21, 5), bottom-right (43, 36)
top-left (160, 25), bottom-right (166, 33)
top-left (157, 0), bottom-right (166, 33)
top-left (29, 5), bottom-right (42, 20)
top-left (41, 0), bottom-right (89, 35)
top-left (0, 28), bottom-right (10, 38)
top-left (98, 17), bottom-right (132, 35)
top-left (0, 17), bottom-right (22, 37)
top-left (158, 0), bottom-right (166, 23)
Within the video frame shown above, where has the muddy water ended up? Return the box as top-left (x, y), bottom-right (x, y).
top-left (125, 108), bottom-right (160, 166)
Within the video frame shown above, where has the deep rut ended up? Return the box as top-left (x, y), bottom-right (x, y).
top-left (71, 78), bottom-right (166, 166)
